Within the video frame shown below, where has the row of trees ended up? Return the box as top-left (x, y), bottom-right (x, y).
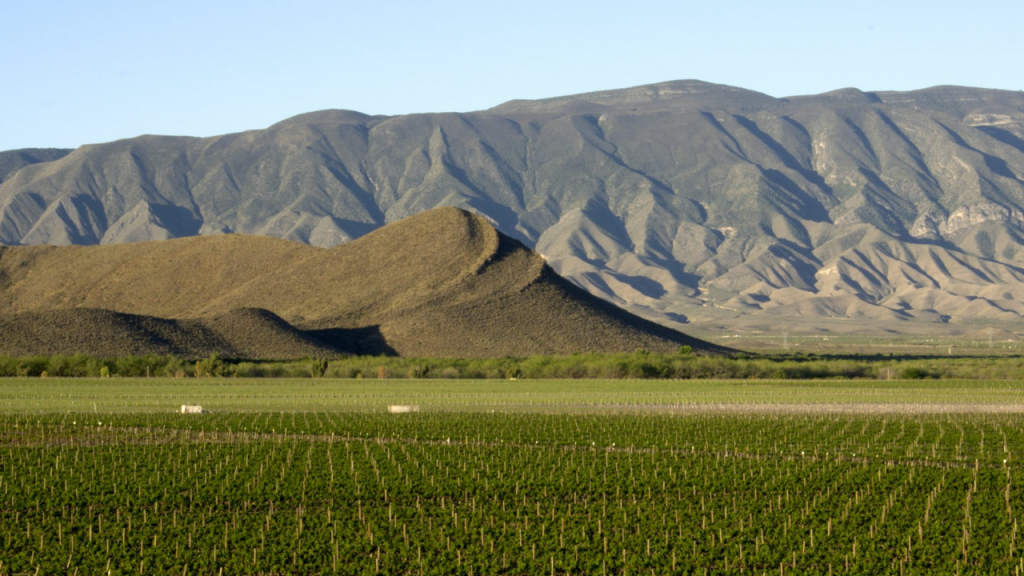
top-left (1, 351), bottom-right (1022, 379)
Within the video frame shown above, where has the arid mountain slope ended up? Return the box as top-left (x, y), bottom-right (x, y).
top-left (0, 208), bottom-right (718, 357)
top-left (4, 81), bottom-right (1024, 331)
top-left (0, 148), bottom-right (72, 183)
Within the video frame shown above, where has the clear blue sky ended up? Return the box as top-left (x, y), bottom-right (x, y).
top-left (3, 0), bottom-right (1021, 151)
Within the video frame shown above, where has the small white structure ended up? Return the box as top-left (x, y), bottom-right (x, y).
top-left (387, 405), bottom-right (420, 413)
top-left (180, 405), bottom-right (204, 414)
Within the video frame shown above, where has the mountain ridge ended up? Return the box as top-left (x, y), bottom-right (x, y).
top-left (0, 148), bottom-right (73, 185)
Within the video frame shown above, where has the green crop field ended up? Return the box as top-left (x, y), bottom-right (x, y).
top-left (3, 378), bottom-right (1024, 574)
top-left (4, 378), bottom-right (1024, 413)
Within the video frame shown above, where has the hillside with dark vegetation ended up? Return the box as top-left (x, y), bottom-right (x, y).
top-left (4, 81), bottom-right (1024, 336)
top-left (0, 308), bottom-right (339, 359)
top-left (0, 207), bottom-right (721, 358)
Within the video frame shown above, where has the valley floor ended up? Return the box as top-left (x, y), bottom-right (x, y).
top-left (2, 379), bottom-right (1024, 574)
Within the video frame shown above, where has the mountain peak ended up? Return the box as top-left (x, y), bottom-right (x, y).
top-left (786, 87), bottom-right (883, 104)
top-left (269, 109), bottom-right (382, 129)
top-left (486, 79), bottom-right (776, 115)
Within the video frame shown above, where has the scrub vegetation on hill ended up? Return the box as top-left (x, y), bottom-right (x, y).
top-left (0, 208), bottom-right (721, 358)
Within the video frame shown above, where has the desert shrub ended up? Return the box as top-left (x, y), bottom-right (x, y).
top-left (193, 354), bottom-right (225, 378)
top-left (309, 358), bottom-right (329, 378)
top-left (899, 367), bottom-right (930, 380)
top-left (114, 355), bottom-right (165, 377)
top-left (231, 363), bottom-right (257, 377)
top-left (327, 366), bottom-right (363, 378)
top-left (263, 364), bottom-right (288, 378)
top-left (46, 356), bottom-right (74, 378)
top-left (160, 356), bottom-right (188, 378)
top-left (20, 357), bottom-right (50, 377)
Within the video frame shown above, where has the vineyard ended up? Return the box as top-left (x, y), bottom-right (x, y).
top-left (2, 380), bottom-right (1024, 574)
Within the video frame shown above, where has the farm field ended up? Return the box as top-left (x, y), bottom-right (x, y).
top-left (3, 379), bottom-right (1024, 574)
top-left (4, 377), bottom-right (1024, 413)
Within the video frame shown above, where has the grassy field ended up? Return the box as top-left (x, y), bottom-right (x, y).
top-left (3, 378), bottom-right (1024, 574)
top-left (3, 377), bottom-right (1024, 414)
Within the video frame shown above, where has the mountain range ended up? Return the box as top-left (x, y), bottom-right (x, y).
top-left (4, 80), bottom-right (1024, 337)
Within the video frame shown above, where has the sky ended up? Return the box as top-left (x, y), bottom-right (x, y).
top-left (3, 0), bottom-right (1022, 151)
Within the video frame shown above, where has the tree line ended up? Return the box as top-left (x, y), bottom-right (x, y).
top-left (2, 351), bottom-right (1023, 380)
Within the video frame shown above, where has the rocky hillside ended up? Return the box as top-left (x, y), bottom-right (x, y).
top-left (0, 208), bottom-right (719, 357)
top-left (3, 81), bottom-right (1024, 333)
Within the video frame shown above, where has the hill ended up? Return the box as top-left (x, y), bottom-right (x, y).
top-left (0, 308), bottom-right (339, 359)
top-left (0, 207), bottom-right (720, 357)
top-left (4, 80), bottom-right (1024, 335)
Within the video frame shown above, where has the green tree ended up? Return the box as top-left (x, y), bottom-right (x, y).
top-left (309, 358), bottom-right (329, 378)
